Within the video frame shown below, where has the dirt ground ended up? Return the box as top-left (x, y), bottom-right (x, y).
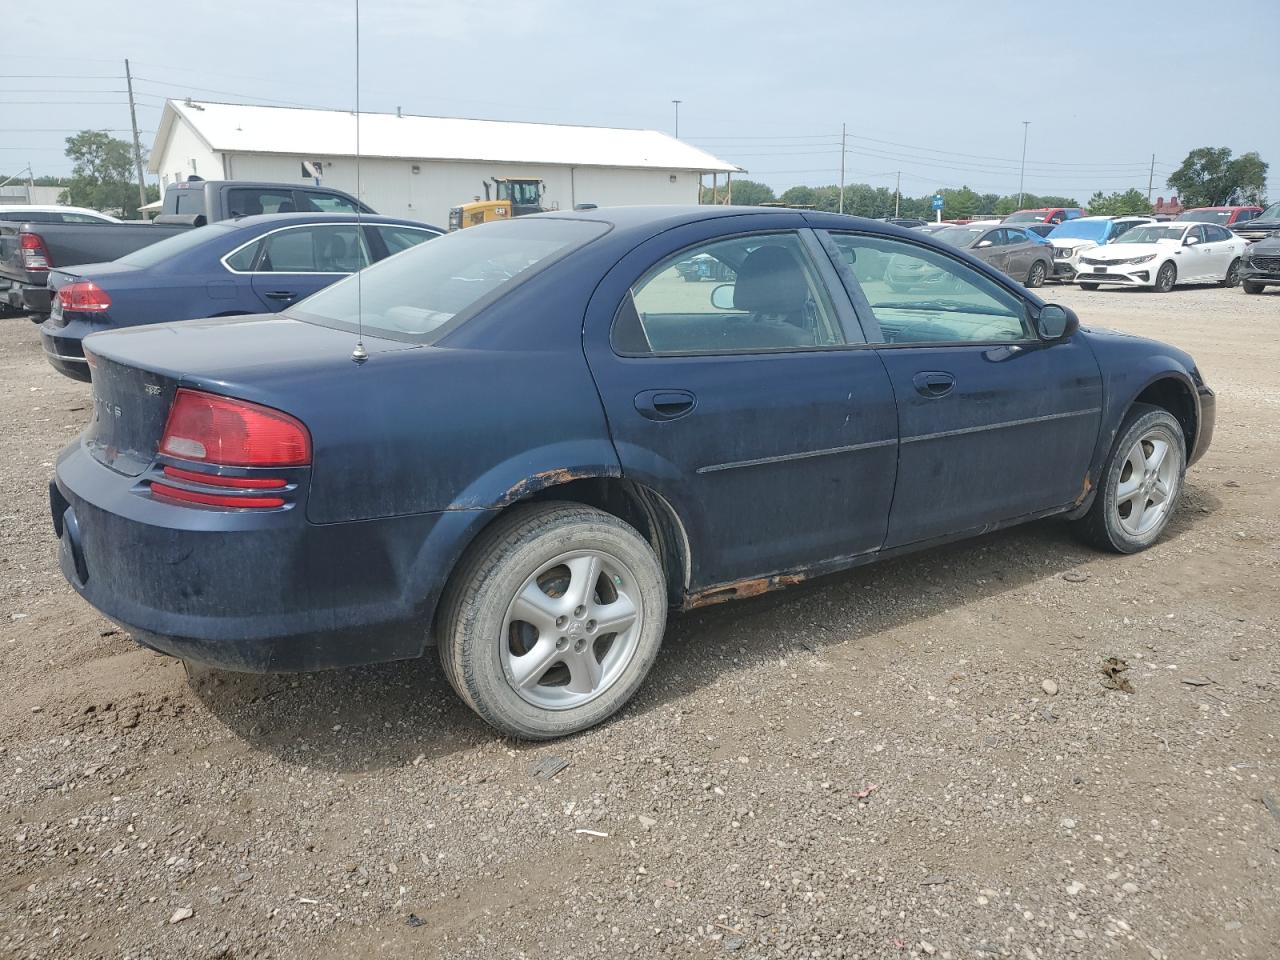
top-left (2, 283), bottom-right (1278, 960)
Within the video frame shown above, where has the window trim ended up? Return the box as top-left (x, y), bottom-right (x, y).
top-left (815, 228), bottom-right (1042, 349)
top-left (610, 228), bottom-right (861, 359)
top-left (220, 222), bottom-right (374, 276)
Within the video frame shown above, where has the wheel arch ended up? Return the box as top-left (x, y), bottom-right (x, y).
top-left (1131, 373), bottom-right (1198, 456)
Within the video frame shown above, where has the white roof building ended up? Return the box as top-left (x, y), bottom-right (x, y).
top-left (148, 99), bottom-right (742, 226)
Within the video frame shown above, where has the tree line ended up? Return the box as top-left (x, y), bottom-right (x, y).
top-left (704, 147), bottom-right (1269, 217)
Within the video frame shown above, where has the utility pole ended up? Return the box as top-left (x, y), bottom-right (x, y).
top-left (672, 100), bottom-right (681, 139)
top-left (1147, 153), bottom-right (1155, 203)
top-left (1017, 120), bottom-right (1030, 208)
top-left (124, 59), bottom-right (147, 213)
top-left (895, 170), bottom-right (901, 217)
top-left (838, 122), bottom-right (846, 214)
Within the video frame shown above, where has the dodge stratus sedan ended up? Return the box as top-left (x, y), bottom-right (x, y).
top-left (51, 207), bottom-right (1215, 739)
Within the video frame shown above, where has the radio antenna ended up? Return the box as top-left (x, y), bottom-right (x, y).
top-left (350, 0), bottom-right (368, 364)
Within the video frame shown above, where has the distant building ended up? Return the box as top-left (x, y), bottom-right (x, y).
top-left (148, 99), bottom-right (742, 226)
top-left (1153, 196), bottom-right (1183, 217)
top-left (0, 185), bottom-right (64, 205)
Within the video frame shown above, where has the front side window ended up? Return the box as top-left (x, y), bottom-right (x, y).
top-left (258, 225), bottom-right (370, 273)
top-left (614, 232), bottom-right (843, 356)
top-left (826, 233), bottom-right (1030, 345)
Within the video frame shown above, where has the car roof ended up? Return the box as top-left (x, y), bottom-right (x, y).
top-left (0, 204), bottom-right (112, 215)
top-left (1184, 205), bottom-right (1256, 211)
top-left (223, 212), bottom-right (441, 230)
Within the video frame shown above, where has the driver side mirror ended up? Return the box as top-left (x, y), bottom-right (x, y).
top-left (1036, 304), bottom-right (1079, 341)
top-left (1184, 235), bottom-right (1199, 246)
top-left (976, 239), bottom-right (993, 249)
top-left (710, 283), bottom-right (736, 310)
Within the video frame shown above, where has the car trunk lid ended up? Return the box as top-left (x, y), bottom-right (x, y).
top-left (81, 314), bottom-right (416, 477)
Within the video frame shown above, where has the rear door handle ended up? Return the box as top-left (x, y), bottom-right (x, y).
top-left (264, 290), bottom-right (297, 301)
top-left (912, 371), bottom-right (955, 398)
top-left (634, 389), bottom-right (697, 421)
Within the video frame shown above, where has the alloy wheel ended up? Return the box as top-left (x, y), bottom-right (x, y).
top-left (500, 550), bottom-right (644, 710)
top-left (1112, 430), bottom-right (1179, 537)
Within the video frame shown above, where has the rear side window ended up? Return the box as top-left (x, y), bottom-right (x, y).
top-left (171, 189), bottom-right (206, 215)
top-left (374, 224), bottom-right (439, 255)
top-left (616, 232), bottom-right (843, 356)
top-left (258, 225), bottom-right (370, 273)
top-left (226, 189), bottom-right (297, 217)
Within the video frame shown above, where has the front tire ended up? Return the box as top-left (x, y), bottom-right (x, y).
top-left (1221, 258), bottom-right (1241, 288)
top-left (1153, 261), bottom-right (1177, 293)
top-left (1026, 260), bottom-right (1046, 288)
top-left (1072, 404), bottom-right (1186, 554)
top-left (437, 502), bottom-right (667, 739)
top-left (1242, 280), bottom-right (1264, 295)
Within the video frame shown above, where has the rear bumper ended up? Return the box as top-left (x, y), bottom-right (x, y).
top-left (51, 441), bottom-right (490, 672)
top-left (5, 281), bottom-right (51, 314)
top-left (40, 331), bottom-right (92, 382)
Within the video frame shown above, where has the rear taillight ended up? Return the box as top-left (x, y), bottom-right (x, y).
top-left (20, 232), bottom-right (52, 271)
top-left (158, 389), bottom-right (311, 467)
top-left (150, 483), bottom-right (286, 509)
top-left (58, 281), bottom-right (112, 312)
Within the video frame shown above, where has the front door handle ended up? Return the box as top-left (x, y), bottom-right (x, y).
top-left (635, 389), bottom-right (696, 421)
top-left (264, 290), bottom-right (297, 301)
top-left (912, 371), bottom-right (955, 398)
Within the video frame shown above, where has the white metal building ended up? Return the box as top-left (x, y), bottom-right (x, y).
top-left (148, 100), bottom-right (742, 226)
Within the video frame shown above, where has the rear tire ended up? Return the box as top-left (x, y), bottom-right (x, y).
top-left (1072, 403), bottom-right (1186, 554)
top-left (1026, 260), bottom-right (1046, 288)
top-left (1221, 258), bottom-right (1241, 287)
top-left (437, 502), bottom-right (667, 740)
top-left (1242, 280), bottom-right (1264, 295)
top-left (1153, 261), bottom-right (1177, 293)
top-left (1079, 282), bottom-right (1099, 291)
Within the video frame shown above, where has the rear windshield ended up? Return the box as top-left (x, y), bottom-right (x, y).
top-left (1004, 210), bottom-right (1051, 223)
top-left (117, 223), bottom-right (236, 268)
top-left (1175, 209), bottom-right (1230, 224)
top-left (288, 218), bottom-right (609, 343)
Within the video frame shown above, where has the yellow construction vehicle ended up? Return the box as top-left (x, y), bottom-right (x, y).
top-left (447, 177), bottom-right (546, 231)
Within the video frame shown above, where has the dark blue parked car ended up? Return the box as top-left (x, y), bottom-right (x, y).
top-left (50, 206), bottom-right (1215, 739)
top-left (40, 213), bottom-right (441, 381)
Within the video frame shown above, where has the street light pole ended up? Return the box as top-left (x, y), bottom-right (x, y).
top-left (1017, 120), bottom-right (1030, 209)
top-left (672, 100), bottom-right (681, 139)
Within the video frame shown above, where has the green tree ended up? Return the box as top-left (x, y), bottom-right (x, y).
top-left (1167, 147), bottom-right (1269, 207)
top-left (59, 130), bottom-right (147, 218)
top-left (1086, 188), bottom-right (1153, 216)
top-left (704, 178), bottom-right (775, 205)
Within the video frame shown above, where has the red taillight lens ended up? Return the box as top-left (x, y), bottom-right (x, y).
top-left (159, 389), bottom-right (311, 467)
top-left (58, 281), bottom-right (112, 312)
top-left (20, 232), bottom-right (52, 270)
top-left (150, 483), bottom-right (285, 509)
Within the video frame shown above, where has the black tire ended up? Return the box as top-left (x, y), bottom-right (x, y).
top-left (1242, 280), bottom-right (1264, 295)
top-left (1221, 258), bottom-right (1241, 288)
top-left (1078, 282), bottom-right (1100, 291)
top-left (1072, 403), bottom-right (1186, 554)
top-left (1026, 260), bottom-right (1047, 288)
top-left (437, 502), bottom-right (667, 739)
top-left (1153, 261), bottom-right (1177, 293)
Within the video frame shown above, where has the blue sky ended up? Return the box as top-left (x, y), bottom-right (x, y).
top-left (5, 0), bottom-right (1278, 204)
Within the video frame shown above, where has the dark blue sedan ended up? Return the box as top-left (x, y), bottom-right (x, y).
top-left (50, 206), bottom-right (1215, 739)
top-left (39, 213), bottom-right (441, 381)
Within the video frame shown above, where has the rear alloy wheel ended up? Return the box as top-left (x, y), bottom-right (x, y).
top-left (1221, 258), bottom-right (1241, 288)
top-left (1073, 403), bottom-right (1186, 553)
top-left (1026, 260), bottom-right (1047, 288)
top-left (1243, 280), bottom-right (1265, 295)
top-left (1078, 282), bottom-right (1100, 291)
top-left (1154, 261), bottom-right (1177, 293)
top-left (438, 502), bottom-right (666, 739)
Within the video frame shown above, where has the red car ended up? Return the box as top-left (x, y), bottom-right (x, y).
top-left (1005, 207), bottom-right (1084, 226)
top-left (1175, 206), bottom-right (1263, 227)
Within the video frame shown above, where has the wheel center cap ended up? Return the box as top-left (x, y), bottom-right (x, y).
top-left (568, 620), bottom-right (585, 637)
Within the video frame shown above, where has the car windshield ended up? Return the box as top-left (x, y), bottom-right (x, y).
top-left (116, 223), bottom-right (237, 268)
top-left (1256, 202), bottom-right (1280, 221)
top-left (1047, 220), bottom-right (1109, 242)
top-left (1113, 225), bottom-right (1186, 244)
top-left (1175, 209), bottom-right (1231, 224)
top-left (1004, 211), bottom-right (1049, 223)
top-left (933, 226), bottom-right (985, 247)
top-left (288, 218), bottom-right (608, 343)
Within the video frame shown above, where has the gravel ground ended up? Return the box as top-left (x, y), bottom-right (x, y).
top-left (1, 283), bottom-right (1278, 960)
